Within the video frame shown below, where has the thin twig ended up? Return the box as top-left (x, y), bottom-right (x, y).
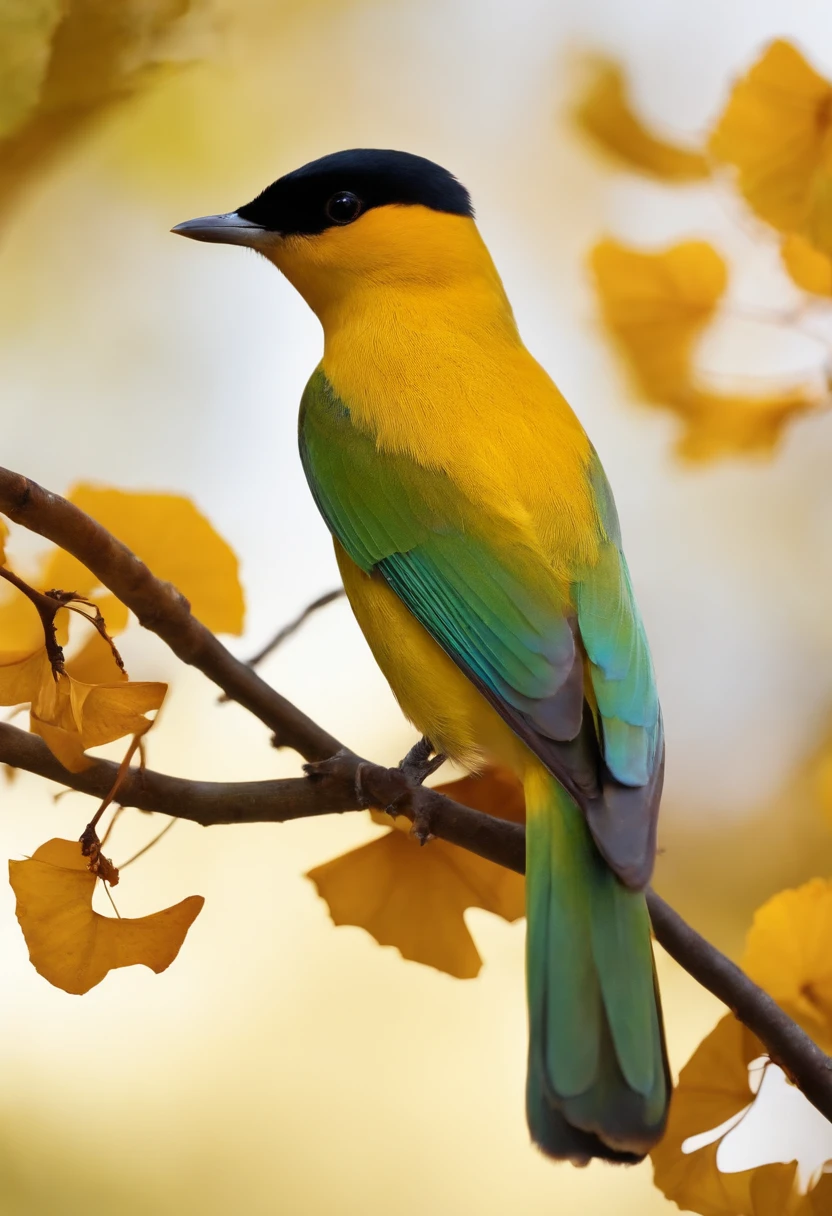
top-left (119, 817), bottom-right (177, 868)
top-left (100, 879), bottom-right (122, 919)
top-left (245, 588), bottom-right (345, 669)
top-left (218, 587), bottom-right (345, 701)
top-left (100, 805), bottom-right (125, 847)
top-left (84, 734), bottom-right (142, 835)
top-left (60, 598), bottom-right (126, 674)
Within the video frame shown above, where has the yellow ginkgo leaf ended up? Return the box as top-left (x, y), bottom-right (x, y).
top-left (71, 678), bottom-right (166, 749)
top-left (651, 1012), bottom-right (803, 1216)
top-left (742, 879), bottom-right (832, 1045)
top-left (676, 387), bottom-right (821, 462)
top-left (0, 647), bottom-right (50, 709)
top-left (43, 485), bottom-right (245, 636)
top-left (9, 838), bottom-right (203, 994)
top-left (0, 0), bottom-right (64, 141)
top-left (710, 40), bottom-right (832, 254)
top-left (591, 238), bottom-right (728, 403)
top-left (799, 1176), bottom-right (832, 1215)
top-left (0, 573), bottom-right (165, 770)
top-left (591, 238), bottom-right (823, 459)
top-left (781, 234), bottom-right (832, 296)
top-left (30, 673), bottom-right (166, 772)
top-left (575, 58), bottom-right (709, 181)
top-left (0, 517), bottom-right (7, 565)
top-left (0, 0), bottom-right (196, 220)
top-left (308, 767), bottom-right (526, 979)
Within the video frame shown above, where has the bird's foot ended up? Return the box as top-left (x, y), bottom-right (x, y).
top-left (398, 736), bottom-right (447, 787)
top-left (385, 738), bottom-right (446, 844)
top-left (302, 739), bottom-right (445, 835)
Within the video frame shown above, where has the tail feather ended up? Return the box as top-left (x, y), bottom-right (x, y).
top-left (525, 766), bottom-right (670, 1162)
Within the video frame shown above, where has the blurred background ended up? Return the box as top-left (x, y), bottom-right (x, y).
top-left (3, 0), bottom-right (832, 1211)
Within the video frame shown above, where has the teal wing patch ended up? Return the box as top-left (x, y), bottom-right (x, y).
top-left (575, 541), bottom-right (661, 788)
top-left (572, 453), bottom-right (664, 885)
top-left (300, 369), bottom-right (584, 744)
top-left (300, 372), bottom-right (663, 888)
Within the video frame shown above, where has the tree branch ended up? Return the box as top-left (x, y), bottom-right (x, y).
top-left (0, 468), bottom-right (340, 761)
top-left (2, 466), bottom-right (832, 1124)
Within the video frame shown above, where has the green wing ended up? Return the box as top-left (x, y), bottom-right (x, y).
top-left (300, 369), bottom-right (663, 887)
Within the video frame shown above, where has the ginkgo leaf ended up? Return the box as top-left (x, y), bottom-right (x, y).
top-left (0, 0), bottom-right (64, 141)
top-left (676, 387), bottom-right (821, 462)
top-left (710, 40), bottom-right (832, 255)
top-left (653, 876), bottom-right (832, 1215)
top-left (30, 674), bottom-right (166, 772)
top-left (651, 1013), bottom-right (804, 1216)
top-left (0, 647), bottom-right (48, 708)
top-left (591, 238), bottom-right (728, 402)
top-left (799, 1177), bottom-right (832, 1215)
top-left (591, 238), bottom-right (823, 459)
top-left (575, 58), bottom-right (709, 181)
top-left (742, 879), bottom-right (832, 1046)
top-left (0, 518), bottom-right (7, 565)
top-left (0, 0), bottom-right (196, 220)
top-left (43, 485), bottom-right (245, 636)
top-left (781, 234), bottom-right (832, 296)
top-left (0, 571), bottom-right (166, 770)
top-left (307, 767), bottom-right (526, 979)
top-left (9, 838), bottom-right (203, 994)
top-left (70, 678), bottom-right (166, 749)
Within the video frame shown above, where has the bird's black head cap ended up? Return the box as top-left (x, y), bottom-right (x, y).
top-left (236, 149), bottom-right (473, 236)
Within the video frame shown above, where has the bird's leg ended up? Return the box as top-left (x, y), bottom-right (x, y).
top-left (303, 738), bottom-right (446, 835)
top-left (399, 736), bottom-right (447, 786)
top-left (387, 738), bottom-right (447, 844)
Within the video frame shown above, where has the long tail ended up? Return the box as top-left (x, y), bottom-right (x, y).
top-left (524, 764), bottom-right (670, 1163)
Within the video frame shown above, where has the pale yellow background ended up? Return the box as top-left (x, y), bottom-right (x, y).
top-left (2, 0), bottom-right (832, 1212)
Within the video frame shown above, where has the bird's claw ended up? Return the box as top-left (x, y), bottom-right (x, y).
top-left (382, 738), bottom-right (445, 830)
top-left (303, 740), bottom-right (445, 826)
top-left (398, 736), bottom-right (447, 787)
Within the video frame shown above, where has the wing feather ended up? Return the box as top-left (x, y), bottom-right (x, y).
top-left (300, 370), bottom-right (663, 888)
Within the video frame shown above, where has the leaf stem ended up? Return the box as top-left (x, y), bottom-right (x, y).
top-left (0, 565), bottom-right (67, 675)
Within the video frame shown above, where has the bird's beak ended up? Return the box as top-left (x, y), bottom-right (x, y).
top-left (171, 212), bottom-right (268, 246)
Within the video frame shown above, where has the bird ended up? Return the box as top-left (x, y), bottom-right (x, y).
top-left (173, 148), bottom-right (671, 1163)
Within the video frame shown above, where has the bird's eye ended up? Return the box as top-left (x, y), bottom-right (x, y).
top-left (325, 191), bottom-right (363, 225)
